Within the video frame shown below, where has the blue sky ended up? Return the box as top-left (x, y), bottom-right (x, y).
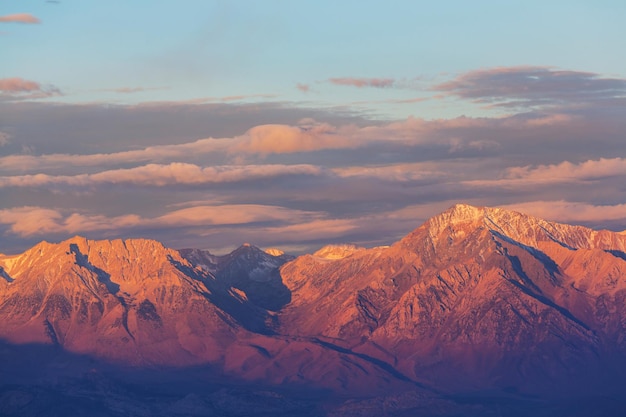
top-left (1, 1), bottom-right (626, 253)
top-left (4, 1), bottom-right (625, 117)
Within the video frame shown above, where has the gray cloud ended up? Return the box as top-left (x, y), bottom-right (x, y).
top-left (435, 66), bottom-right (626, 108)
top-left (329, 77), bottom-right (396, 88)
top-left (0, 78), bottom-right (61, 101)
top-left (2, 67), bottom-right (626, 254)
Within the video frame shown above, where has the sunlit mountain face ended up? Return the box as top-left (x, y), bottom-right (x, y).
top-left (1, 204), bottom-right (626, 416)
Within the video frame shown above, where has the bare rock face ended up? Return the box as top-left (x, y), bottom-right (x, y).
top-left (1, 203), bottom-right (626, 401)
top-left (0, 237), bottom-right (238, 365)
top-left (279, 203), bottom-right (626, 392)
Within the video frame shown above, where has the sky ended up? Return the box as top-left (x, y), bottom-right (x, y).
top-left (1, 1), bottom-right (626, 254)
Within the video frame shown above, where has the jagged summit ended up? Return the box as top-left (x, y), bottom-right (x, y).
top-left (409, 203), bottom-right (626, 253)
top-left (2, 204), bottom-right (626, 404)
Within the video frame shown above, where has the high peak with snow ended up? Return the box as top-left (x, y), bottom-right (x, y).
top-left (1, 204), bottom-right (626, 415)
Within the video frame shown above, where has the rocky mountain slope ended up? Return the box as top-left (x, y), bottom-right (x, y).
top-left (279, 204), bottom-right (626, 392)
top-left (1, 204), bottom-right (626, 415)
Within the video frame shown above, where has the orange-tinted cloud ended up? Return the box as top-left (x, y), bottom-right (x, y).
top-left (0, 113), bottom-right (586, 173)
top-left (0, 78), bottom-right (41, 92)
top-left (0, 163), bottom-right (324, 188)
top-left (0, 204), bottom-right (320, 237)
top-left (235, 124), bottom-right (353, 154)
top-left (506, 158), bottom-right (626, 182)
top-left (0, 14), bottom-right (41, 24)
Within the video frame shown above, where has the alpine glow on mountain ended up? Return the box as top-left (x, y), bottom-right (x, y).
top-left (1, 205), bottom-right (626, 415)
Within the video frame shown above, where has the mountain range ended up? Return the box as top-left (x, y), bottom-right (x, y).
top-left (1, 203), bottom-right (626, 416)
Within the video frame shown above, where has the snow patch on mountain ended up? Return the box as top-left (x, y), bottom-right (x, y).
top-left (264, 248), bottom-right (285, 257)
top-left (313, 244), bottom-right (365, 260)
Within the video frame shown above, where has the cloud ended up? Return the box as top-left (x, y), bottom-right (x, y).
top-left (235, 123), bottom-right (353, 154)
top-left (0, 204), bottom-right (321, 238)
top-left (219, 94), bottom-right (277, 102)
top-left (0, 207), bottom-right (63, 236)
top-left (0, 77), bottom-right (61, 100)
top-left (296, 83), bottom-right (310, 93)
top-left (334, 163), bottom-right (445, 183)
top-left (156, 205), bottom-right (316, 227)
top-left (329, 77), bottom-right (395, 88)
top-left (505, 158), bottom-right (626, 182)
top-left (0, 161), bottom-right (458, 191)
top-left (109, 87), bottom-right (160, 94)
top-left (0, 163), bottom-right (324, 188)
top-left (1, 67), bottom-right (626, 253)
top-left (435, 66), bottom-right (626, 108)
top-left (0, 78), bottom-right (42, 93)
top-left (0, 110), bottom-right (615, 174)
top-left (498, 201), bottom-right (626, 225)
top-left (0, 14), bottom-right (41, 24)
top-left (0, 132), bottom-right (9, 147)
top-left (0, 139), bottom-right (232, 171)
top-left (0, 122), bottom-right (381, 171)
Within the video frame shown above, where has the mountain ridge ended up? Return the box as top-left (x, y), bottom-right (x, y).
top-left (1, 203), bottom-right (626, 410)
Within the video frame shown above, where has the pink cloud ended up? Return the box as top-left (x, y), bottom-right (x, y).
top-left (0, 77), bottom-right (61, 100)
top-left (236, 123), bottom-right (353, 154)
top-left (506, 158), bottom-right (626, 182)
top-left (0, 78), bottom-right (41, 93)
top-left (0, 207), bottom-right (63, 236)
top-left (156, 205), bottom-right (316, 227)
top-left (296, 83), bottom-right (310, 92)
top-left (498, 201), bottom-right (626, 225)
top-left (329, 77), bottom-right (395, 88)
top-left (0, 13), bottom-right (41, 24)
top-left (0, 204), bottom-right (320, 237)
top-left (0, 163), bottom-right (324, 188)
top-left (0, 117), bottom-right (509, 172)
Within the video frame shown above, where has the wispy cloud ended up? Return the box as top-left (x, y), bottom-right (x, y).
top-left (499, 201), bottom-right (626, 225)
top-left (329, 77), bottom-right (395, 88)
top-left (0, 77), bottom-right (61, 100)
top-left (434, 66), bottom-right (626, 108)
top-left (505, 158), bottom-right (626, 182)
top-left (0, 204), bottom-right (321, 237)
top-left (0, 163), bottom-right (324, 188)
top-left (0, 13), bottom-right (41, 24)
top-left (2, 66), bottom-right (626, 253)
top-left (296, 83), bottom-right (310, 93)
top-left (0, 132), bottom-right (10, 147)
top-left (108, 86), bottom-right (165, 94)
top-left (218, 94), bottom-right (277, 102)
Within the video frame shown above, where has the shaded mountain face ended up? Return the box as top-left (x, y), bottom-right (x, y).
top-left (1, 204), bottom-right (626, 410)
top-left (0, 238), bottom-right (295, 366)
